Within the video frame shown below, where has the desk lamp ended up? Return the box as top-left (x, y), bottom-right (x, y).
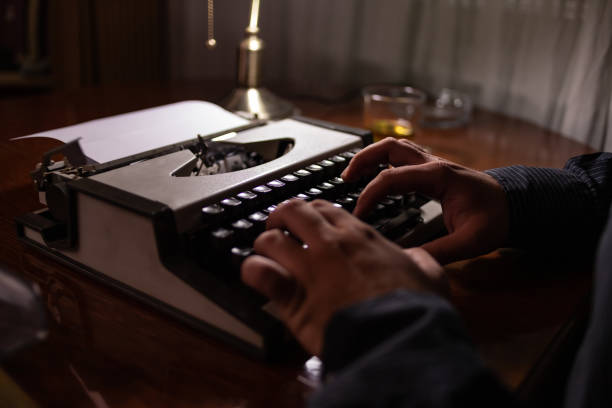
top-left (206, 0), bottom-right (294, 120)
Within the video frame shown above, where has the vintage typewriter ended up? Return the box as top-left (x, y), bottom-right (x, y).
top-left (16, 114), bottom-right (444, 359)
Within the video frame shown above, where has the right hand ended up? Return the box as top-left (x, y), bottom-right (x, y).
top-left (342, 137), bottom-right (510, 264)
top-left (242, 199), bottom-right (446, 355)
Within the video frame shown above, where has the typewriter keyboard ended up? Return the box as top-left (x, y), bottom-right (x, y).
top-left (187, 147), bottom-right (442, 286)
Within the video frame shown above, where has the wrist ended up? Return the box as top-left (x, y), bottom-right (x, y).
top-left (321, 289), bottom-right (458, 376)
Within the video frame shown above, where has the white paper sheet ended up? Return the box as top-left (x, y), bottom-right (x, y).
top-left (14, 100), bottom-right (250, 163)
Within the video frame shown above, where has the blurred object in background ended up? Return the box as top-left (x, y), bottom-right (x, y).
top-left (169, 0), bottom-right (612, 152)
top-left (0, 368), bottom-right (39, 408)
top-left (1, 0), bottom-right (169, 92)
top-left (0, 264), bottom-right (47, 360)
top-left (0, 0), bottom-right (51, 89)
top-left (421, 88), bottom-right (473, 129)
top-left (3, 1), bottom-right (610, 150)
top-left (222, 0), bottom-right (295, 119)
top-left (0, 0), bottom-right (27, 71)
top-left (362, 85), bottom-right (425, 142)
top-left (48, 0), bottom-right (168, 88)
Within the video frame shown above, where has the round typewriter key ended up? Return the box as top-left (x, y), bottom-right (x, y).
top-left (294, 193), bottom-right (310, 201)
top-left (253, 185), bottom-right (272, 194)
top-left (318, 159), bottom-right (334, 167)
top-left (380, 197), bottom-right (400, 215)
top-left (328, 176), bottom-right (347, 194)
top-left (366, 203), bottom-right (386, 222)
top-left (220, 197), bottom-right (243, 217)
top-left (232, 218), bottom-right (253, 229)
top-left (293, 169), bottom-right (313, 188)
top-left (248, 211), bottom-right (268, 234)
top-left (201, 204), bottom-right (225, 224)
top-left (232, 218), bottom-right (256, 243)
top-left (281, 174), bottom-right (300, 194)
top-left (263, 205), bottom-right (277, 214)
top-left (251, 185), bottom-right (273, 205)
top-left (317, 182), bottom-right (335, 191)
top-left (248, 211), bottom-right (268, 223)
top-left (386, 194), bottom-right (404, 205)
top-left (266, 179), bottom-right (287, 200)
top-left (237, 191), bottom-right (258, 211)
top-left (267, 179), bottom-right (285, 189)
top-left (340, 151), bottom-right (356, 160)
top-left (335, 196), bottom-right (355, 211)
top-left (294, 169), bottom-right (311, 177)
top-left (210, 227), bottom-right (235, 253)
top-left (348, 191), bottom-right (361, 200)
top-left (237, 191), bottom-right (257, 201)
top-left (231, 246), bottom-right (253, 257)
top-left (305, 187), bottom-right (323, 198)
top-left (221, 197), bottom-right (241, 207)
top-left (282, 174), bottom-right (299, 182)
top-left (329, 155), bottom-right (347, 171)
top-left (231, 246), bottom-right (254, 272)
top-left (305, 164), bottom-right (325, 182)
top-left (316, 182), bottom-right (336, 199)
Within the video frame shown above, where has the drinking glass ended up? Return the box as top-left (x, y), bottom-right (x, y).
top-left (362, 85), bottom-right (426, 143)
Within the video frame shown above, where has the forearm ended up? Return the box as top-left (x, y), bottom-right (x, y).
top-left (485, 153), bottom-right (612, 253)
top-left (310, 290), bottom-right (517, 408)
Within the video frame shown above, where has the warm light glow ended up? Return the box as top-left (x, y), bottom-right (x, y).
top-left (248, 38), bottom-right (262, 51)
top-left (211, 132), bottom-right (237, 142)
top-left (248, 0), bottom-right (260, 31)
top-left (247, 88), bottom-right (261, 114)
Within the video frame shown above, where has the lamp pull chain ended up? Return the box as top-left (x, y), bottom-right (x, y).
top-left (206, 0), bottom-right (216, 49)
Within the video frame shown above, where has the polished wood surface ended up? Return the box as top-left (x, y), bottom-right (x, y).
top-left (0, 82), bottom-right (594, 407)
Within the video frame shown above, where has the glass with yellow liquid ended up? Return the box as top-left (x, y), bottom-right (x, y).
top-left (362, 86), bottom-right (426, 143)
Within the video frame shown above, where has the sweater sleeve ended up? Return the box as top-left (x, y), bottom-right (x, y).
top-left (309, 290), bottom-right (517, 408)
top-left (484, 153), bottom-right (612, 253)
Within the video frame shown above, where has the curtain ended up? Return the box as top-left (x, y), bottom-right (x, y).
top-left (169, 0), bottom-right (612, 151)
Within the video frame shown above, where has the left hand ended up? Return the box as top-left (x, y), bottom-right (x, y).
top-left (341, 137), bottom-right (509, 265)
top-left (241, 199), bottom-right (446, 356)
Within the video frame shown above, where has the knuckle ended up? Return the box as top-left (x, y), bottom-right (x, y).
top-left (347, 222), bottom-right (378, 242)
top-left (310, 199), bottom-right (331, 209)
top-left (254, 229), bottom-right (283, 251)
top-left (333, 219), bottom-right (375, 247)
top-left (381, 136), bottom-right (398, 146)
top-left (314, 229), bottom-right (339, 247)
top-left (280, 198), bottom-right (304, 212)
top-left (377, 167), bottom-right (399, 184)
top-left (429, 160), bottom-right (454, 179)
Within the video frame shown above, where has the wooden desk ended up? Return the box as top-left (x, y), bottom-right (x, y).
top-left (0, 82), bottom-right (594, 407)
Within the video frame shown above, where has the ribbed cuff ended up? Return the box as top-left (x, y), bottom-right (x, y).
top-left (485, 166), bottom-right (596, 251)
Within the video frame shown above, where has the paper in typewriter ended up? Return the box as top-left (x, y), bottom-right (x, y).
top-left (14, 101), bottom-right (249, 163)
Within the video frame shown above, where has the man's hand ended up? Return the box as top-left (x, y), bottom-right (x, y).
top-left (342, 137), bottom-right (509, 265)
top-left (241, 199), bottom-right (445, 356)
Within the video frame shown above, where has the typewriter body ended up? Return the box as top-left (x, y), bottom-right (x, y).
top-left (16, 116), bottom-right (443, 359)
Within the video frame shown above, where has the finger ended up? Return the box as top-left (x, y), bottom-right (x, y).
top-left (267, 199), bottom-right (334, 247)
top-left (404, 247), bottom-right (443, 276)
top-left (421, 220), bottom-right (499, 265)
top-left (354, 161), bottom-right (448, 217)
top-left (403, 247), bottom-right (448, 295)
top-left (241, 255), bottom-right (297, 305)
top-left (311, 200), bottom-right (380, 241)
top-left (342, 137), bottom-right (428, 181)
top-left (253, 229), bottom-right (309, 283)
top-left (310, 199), bottom-right (356, 227)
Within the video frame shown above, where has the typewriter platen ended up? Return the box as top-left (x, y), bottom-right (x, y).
top-left (16, 116), bottom-right (444, 359)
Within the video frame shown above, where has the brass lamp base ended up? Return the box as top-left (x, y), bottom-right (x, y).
top-left (223, 87), bottom-right (295, 120)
